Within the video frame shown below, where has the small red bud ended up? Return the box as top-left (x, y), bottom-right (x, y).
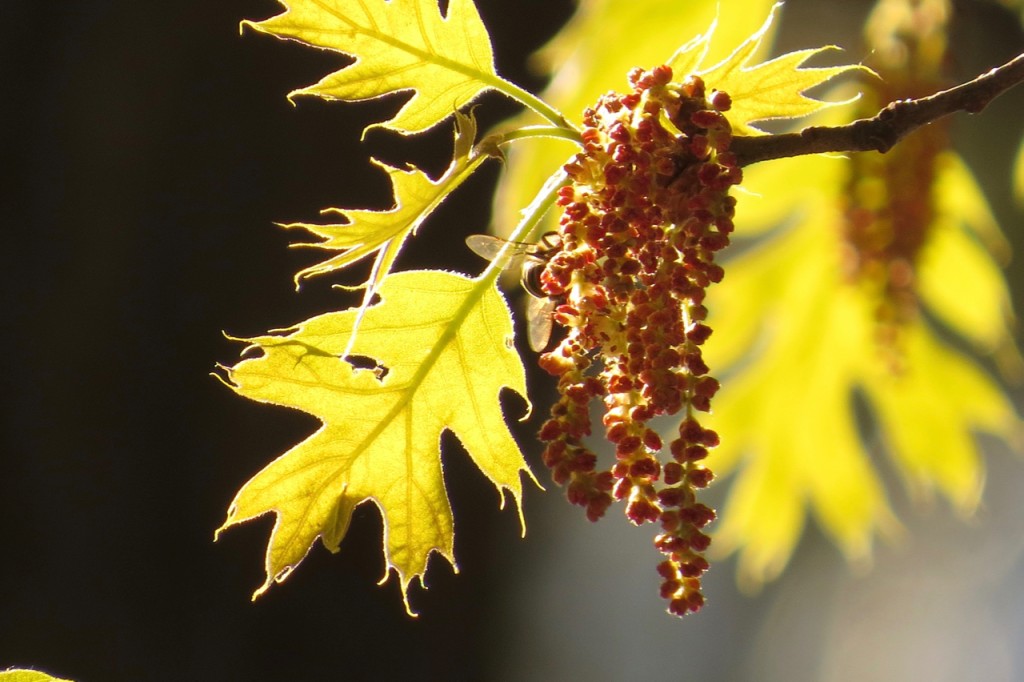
top-left (683, 445), bottom-right (708, 462)
top-left (661, 579), bottom-right (683, 599)
top-left (690, 395), bottom-right (711, 412)
top-left (657, 560), bottom-right (678, 580)
top-left (657, 487), bottom-right (686, 508)
top-left (679, 418), bottom-right (703, 442)
top-left (616, 435), bottom-right (642, 456)
top-left (695, 376), bottom-right (720, 398)
top-left (698, 428), bottom-right (720, 448)
top-left (655, 533), bottom-right (687, 553)
top-left (710, 90), bottom-right (732, 111)
top-left (663, 461), bottom-right (684, 484)
top-left (691, 109), bottom-right (724, 129)
top-left (689, 531), bottom-right (711, 552)
top-left (684, 353), bottom-right (709, 375)
top-left (684, 503), bottom-right (716, 528)
top-left (603, 162), bottom-right (628, 185)
top-left (538, 352), bottom-right (574, 376)
top-left (668, 598), bottom-right (689, 616)
top-left (608, 121), bottom-right (632, 143)
top-left (621, 93), bottom-right (642, 109)
top-left (651, 64), bottom-right (673, 86)
top-left (686, 323), bottom-right (713, 344)
top-left (679, 561), bottom-right (706, 578)
top-left (538, 419), bottom-right (563, 441)
top-left (687, 467), bottom-right (714, 488)
top-left (612, 477), bottom-right (632, 500)
top-left (626, 497), bottom-right (660, 525)
top-left (643, 429), bottom-right (663, 451)
top-left (607, 375), bottom-right (633, 393)
top-left (606, 422), bottom-right (628, 443)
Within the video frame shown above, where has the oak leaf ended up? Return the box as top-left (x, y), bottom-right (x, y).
top-left (243, 0), bottom-right (499, 135)
top-left (283, 111), bottom-right (484, 354)
top-left (217, 270), bottom-right (534, 612)
top-left (705, 149), bottom-right (1023, 586)
top-left (669, 3), bottom-right (868, 136)
top-left (285, 112), bottom-right (480, 286)
top-left (0, 672), bottom-right (74, 682)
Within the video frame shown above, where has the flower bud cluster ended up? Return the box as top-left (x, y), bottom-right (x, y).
top-left (842, 120), bottom-right (943, 366)
top-left (842, 0), bottom-right (951, 370)
top-left (537, 65), bottom-right (740, 616)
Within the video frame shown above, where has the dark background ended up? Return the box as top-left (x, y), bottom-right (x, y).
top-left (1, 1), bottom-right (575, 679)
top-left (3, 1), bottom-right (1024, 681)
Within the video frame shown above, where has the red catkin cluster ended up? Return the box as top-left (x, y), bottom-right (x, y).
top-left (537, 65), bottom-right (740, 616)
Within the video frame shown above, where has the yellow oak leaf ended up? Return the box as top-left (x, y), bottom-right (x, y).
top-left (243, 0), bottom-right (499, 135)
top-left (919, 153), bottom-right (1017, 367)
top-left (217, 270), bottom-right (535, 613)
top-left (671, 3), bottom-right (868, 136)
top-left (0, 672), bottom-right (75, 682)
top-left (282, 111), bottom-right (485, 356)
top-left (861, 319), bottom-right (1012, 511)
top-left (285, 111), bottom-right (481, 287)
top-left (704, 147), bottom-right (1023, 587)
top-left (706, 223), bottom-right (901, 586)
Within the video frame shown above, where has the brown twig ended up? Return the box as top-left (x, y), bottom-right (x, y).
top-left (731, 51), bottom-right (1024, 167)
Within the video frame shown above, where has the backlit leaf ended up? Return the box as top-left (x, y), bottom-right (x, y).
top-left (217, 270), bottom-right (533, 612)
top-left (0, 672), bottom-right (74, 682)
top-left (243, 0), bottom-right (499, 135)
top-left (705, 135), bottom-right (1023, 587)
top-left (674, 3), bottom-right (869, 135)
top-left (918, 155), bottom-right (1016, 356)
top-left (286, 111), bottom-right (481, 286)
top-left (862, 320), bottom-right (1013, 511)
top-left (283, 111), bottom-right (485, 353)
top-left (707, 223), bottom-right (901, 585)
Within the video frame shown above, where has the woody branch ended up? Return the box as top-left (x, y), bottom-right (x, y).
top-left (731, 51), bottom-right (1024, 167)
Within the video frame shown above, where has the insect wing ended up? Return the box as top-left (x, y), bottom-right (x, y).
top-left (465, 234), bottom-right (531, 271)
top-left (526, 294), bottom-right (555, 352)
top-left (466, 233), bottom-right (555, 351)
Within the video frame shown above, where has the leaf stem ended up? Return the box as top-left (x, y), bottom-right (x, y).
top-left (486, 74), bottom-right (578, 132)
top-left (480, 169), bottom-right (570, 282)
top-left (493, 125), bottom-right (583, 146)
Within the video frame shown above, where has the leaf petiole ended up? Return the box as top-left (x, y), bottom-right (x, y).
top-left (483, 73), bottom-right (578, 132)
top-left (487, 124), bottom-right (583, 148)
top-left (478, 169), bottom-right (570, 280)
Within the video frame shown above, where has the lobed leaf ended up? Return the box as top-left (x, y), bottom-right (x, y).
top-left (217, 270), bottom-right (534, 612)
top-left (672, 3), bottom-right (870, 136)
top-left (243, 0), bottom-right (500, 135)
top-left (862, 320), bottom-right (1012, 511)
top-left (0, 673), bottom-right (74, 682)
top-left (705, 136), bottom-right (1023, 587)
top-left (286, 111), bottom-right (481, 286)
top-left (282, 111), bottom-right (485, 354)
top-left (707, 227), bottom-right (900, 585)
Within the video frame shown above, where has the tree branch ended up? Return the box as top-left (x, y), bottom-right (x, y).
top-left (731, 51), bottom-right (1024, 167)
